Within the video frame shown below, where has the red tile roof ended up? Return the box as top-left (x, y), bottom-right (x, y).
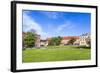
top-left (62, 36), bottom-right (79, 40)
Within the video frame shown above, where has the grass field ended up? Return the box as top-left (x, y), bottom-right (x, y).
top-left (22, 46), bottom-right (91, 63)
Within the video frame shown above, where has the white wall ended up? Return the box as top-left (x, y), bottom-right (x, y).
top-left (0, 0), bottom-right (99, 73)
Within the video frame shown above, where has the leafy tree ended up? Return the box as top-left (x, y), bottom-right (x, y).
top-left (23, 32), bottom-right (36, 48)
top-left (68, 38), bottom-right (76, 45)
top-left (49, 36), bottom-right (62, 46)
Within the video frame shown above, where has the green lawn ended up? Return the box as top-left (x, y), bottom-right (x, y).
top-left (22, 46), bottom-right (91, 63)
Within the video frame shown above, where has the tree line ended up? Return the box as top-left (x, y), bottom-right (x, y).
top-left (23, 32), bottom-right (90, 49)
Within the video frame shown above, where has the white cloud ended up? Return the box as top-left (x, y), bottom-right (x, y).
top-left (23, 11), bottom-right (75, 39)
top-left (23, 12), bottom-right (49, 39)
top-left (40, 11), bottom-right (62, 19)
top-left (23, 12), bottom-right (42, 34)
top-left (56, 21), bottom-right (73, 32)
top-left (57, 24), bottom-right (69, 31)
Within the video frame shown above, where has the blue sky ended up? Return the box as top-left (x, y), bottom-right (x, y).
top-left (22, 10), bottom-right (91, 39)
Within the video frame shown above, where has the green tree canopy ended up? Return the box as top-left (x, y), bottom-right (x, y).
top-left (68, 38), bottom-right (76, 45)
top-left (23, 32), bottom-right (36, 48)
top-left (49, 36), bottom-right (62, 46)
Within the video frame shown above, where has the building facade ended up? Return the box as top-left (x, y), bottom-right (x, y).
top-left (40, 40), bottom-right (48, 47)
top-left (79, 33), bottom-right (90, 47)
top-left (34, 33), bottom-right (90, 48)
top-left (60, 36), bottom-right (79, 45)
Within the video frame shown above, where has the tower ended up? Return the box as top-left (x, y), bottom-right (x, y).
top-left (35, 34), bottom-right (40, 48)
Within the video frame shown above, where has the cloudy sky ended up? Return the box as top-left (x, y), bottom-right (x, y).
top-left (22, 10), bottom-right (91, 39)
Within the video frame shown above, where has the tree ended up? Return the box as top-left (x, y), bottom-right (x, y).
top-left (68, 38), bottom-right (76, 45)
top-left (49, 36), bottom-right (62, 46)
top-left (23, 32), bottom-right (36, 49)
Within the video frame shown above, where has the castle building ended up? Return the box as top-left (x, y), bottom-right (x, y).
top-left (79, 33), bottom-right (90, 47)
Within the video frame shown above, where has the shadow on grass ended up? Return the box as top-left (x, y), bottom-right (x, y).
top-left (75, 46), bottom-right (91, 49)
